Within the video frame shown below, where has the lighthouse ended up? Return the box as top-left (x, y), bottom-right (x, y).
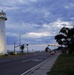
top-left (0, 10), bottom-right (7, 54)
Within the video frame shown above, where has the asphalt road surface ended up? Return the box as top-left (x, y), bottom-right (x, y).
top-left (0, 52), bottom-right (51, 75)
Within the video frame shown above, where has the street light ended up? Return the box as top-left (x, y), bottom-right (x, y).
top-left (13, 32), bottom-right (25, 53)
top-left (19, 32), bottom-right (26, 46)
top-left (14, 42), bottom-right (16, 53)
top-left (18, 32), bottom-right (26, 52)
top-left (14, 40), bottom-right (19, 53)
top-left (19, 34), bottom-right (21, 46)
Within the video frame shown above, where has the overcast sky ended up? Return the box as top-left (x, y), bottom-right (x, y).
top-left (0, 0), bottom-right (74, 45)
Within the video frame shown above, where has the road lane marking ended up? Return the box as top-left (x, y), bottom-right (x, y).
top-left (21, 56), bottom-right (53, 75)
top-left (22, 57), bottom-right (39, 62)
top-left (31, 59), bottom-right (42, 61)
top-left (22, 57), bottom-right (44, 62)
top-left (22, 59), bottom-right (32, 62)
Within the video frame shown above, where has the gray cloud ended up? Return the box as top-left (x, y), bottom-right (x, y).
top-left (0, 0), bottom-right (74, 44)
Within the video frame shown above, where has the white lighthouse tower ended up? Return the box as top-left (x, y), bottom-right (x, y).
top-left (0, 10), bottom-right (7, 54)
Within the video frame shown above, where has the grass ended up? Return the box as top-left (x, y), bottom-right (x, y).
top-left (0, 52), bottom-right (33, 59)
top-left (47, 53), bottom-right (74, 75)
top-left (0, 53), bottom-right (26, 59)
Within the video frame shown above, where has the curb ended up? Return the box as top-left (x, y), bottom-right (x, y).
top-left (21, 55), bottom-right (55, 75)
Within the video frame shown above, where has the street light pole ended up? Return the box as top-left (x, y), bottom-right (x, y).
top-left (19, 34), bottom-right (21, 46)
top-left (18, 32), bottom-right (26, 51)
top-left (14, 42), bottom-right (15, 53)
top-left (14, 40), bottom-right (18, 53)
top-left (19, 34), bottom-right (22, 51)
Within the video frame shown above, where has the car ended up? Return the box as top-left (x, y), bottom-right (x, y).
top-left (50, 51), bottom-right (55, 55)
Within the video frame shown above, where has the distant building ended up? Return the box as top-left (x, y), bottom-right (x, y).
top-left (0, 10), bottom-right (7, 54)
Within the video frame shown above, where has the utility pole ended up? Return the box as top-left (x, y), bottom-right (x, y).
top-left (14, 42), bottom-right (15, 53)
top-left (19, 34), bottom-right (21, 51)
top-left (26, 44), bottom-right (29, 53)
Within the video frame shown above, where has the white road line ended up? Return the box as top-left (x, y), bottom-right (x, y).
top-left (22, 57), bottom-right (43, 62)
top-left (22, 59), bottom-right (32, 62)
top-left (21, 56), bottom-right (53, 75)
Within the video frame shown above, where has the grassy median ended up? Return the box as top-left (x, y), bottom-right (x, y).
top-left (47, 53), bottom-right (74, 75)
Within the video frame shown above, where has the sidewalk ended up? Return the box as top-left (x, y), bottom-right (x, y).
top-left (24, 52), bottom-right (61, 75)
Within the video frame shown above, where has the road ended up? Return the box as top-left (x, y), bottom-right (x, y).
top-left (0, 52), bottom-right (51, 75)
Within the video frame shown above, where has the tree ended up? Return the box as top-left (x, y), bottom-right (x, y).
top-left (55, 27), bottom-right (74, 54)
top-left (20, 44), bottom-right (25, 53)
top-left (45, 47), bottom-right (49, 52)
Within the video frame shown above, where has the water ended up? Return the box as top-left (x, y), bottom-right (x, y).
top-left (6, 44), bottom-right (57, 52)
